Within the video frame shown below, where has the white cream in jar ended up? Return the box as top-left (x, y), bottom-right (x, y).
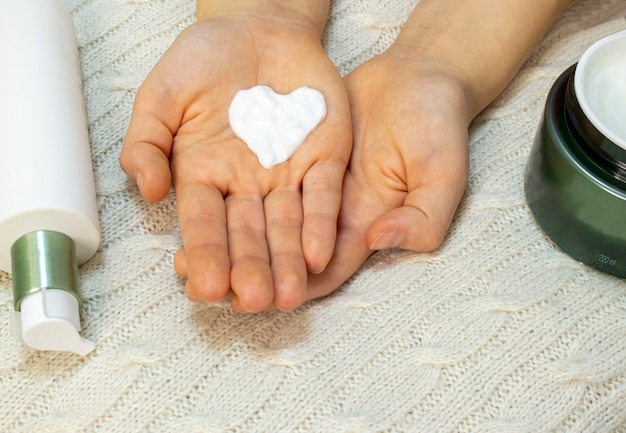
top-left (575, 29), bottom-right (626, 149)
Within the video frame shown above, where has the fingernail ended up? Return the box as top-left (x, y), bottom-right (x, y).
top-left (135, 171), bottom-right (143, 192)
top-left (308, 264), bottom-right (326, 275)
top-left (369, 231), bottom-right (404, 250)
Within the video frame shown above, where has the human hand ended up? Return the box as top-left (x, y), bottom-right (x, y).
top-left (307, 52), bottom-right (471, 298)
top-left (305, 0), bottom-right (572, 301)
top-left (119, 6), bottom-right (351, 312)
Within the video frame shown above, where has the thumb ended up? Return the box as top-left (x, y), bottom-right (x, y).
top-left (366, 181), bottom-right (466, 253)
top-left (120, 86), bottom-right (178, 202)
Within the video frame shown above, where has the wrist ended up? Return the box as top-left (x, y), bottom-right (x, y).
top-left (196, 0), bottom-right (329, 37)
top-left (382, 46), bottom-right (478, 123)
top-left (388, 0), bottom-right (572, 118)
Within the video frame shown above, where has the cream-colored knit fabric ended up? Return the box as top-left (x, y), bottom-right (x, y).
top-left (1, 0), bottom-right (625, 431)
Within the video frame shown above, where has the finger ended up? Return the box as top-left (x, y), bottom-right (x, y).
top-left (306, 174), bottom-right (375, 300)
top-left (230, 293), bottom-right (279, 313)
top-left (173, 249), bottom-right (204, 302)
top-left (120, 139), bottom-right (172, 202)
top-left (264, 187), bottom-right (307, 311)
top-left (120, 85), bottom-right (179, 202)
top-left (173, 249), bottom-right (187, 276)
top-left (230, 293), bottom-right (247, 313)
top-left (226, 193), bottom-right (274, 312)
top-left (301, 159), bottom-right (345, 274)
top-left (176, 184), bottom-right (230, 302)
top-left (367, 162), bottom-right (468, 252)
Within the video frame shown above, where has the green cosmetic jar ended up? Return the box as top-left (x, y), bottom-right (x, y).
top-left (525, 30), bottom-right (626, 278)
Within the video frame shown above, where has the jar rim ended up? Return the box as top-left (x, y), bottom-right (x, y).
top-left (574, 29), bottom-right (626, 151)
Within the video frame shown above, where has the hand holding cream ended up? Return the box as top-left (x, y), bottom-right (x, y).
top-left (0, 0), bottom-right (101, 355)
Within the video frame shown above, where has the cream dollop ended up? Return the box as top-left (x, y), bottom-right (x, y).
top-left (228, 85), bottom-right (327, 169)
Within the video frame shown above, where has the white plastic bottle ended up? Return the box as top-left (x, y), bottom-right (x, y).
top-left (0, 0), bottom-right (101, 355)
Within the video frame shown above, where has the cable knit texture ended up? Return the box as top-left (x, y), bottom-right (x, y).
top-left (1, 0), bottom-right (625, 431)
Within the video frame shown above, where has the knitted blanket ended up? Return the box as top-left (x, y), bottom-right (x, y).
top-left (1, 0), bottom-right (625, 431)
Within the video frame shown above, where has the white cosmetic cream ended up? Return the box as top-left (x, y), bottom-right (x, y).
top-left (0, 0), bottom-right (101, 355)
top-left (575, 29), bottom-right (626, 149)
top-left (228, 85), bottom-right (327, 169)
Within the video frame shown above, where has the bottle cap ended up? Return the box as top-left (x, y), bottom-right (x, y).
top-left (10, 231), bottom-right (95, 356)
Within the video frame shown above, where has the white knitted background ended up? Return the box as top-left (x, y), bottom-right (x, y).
top-left (1, 0), bottom-right (625, 431)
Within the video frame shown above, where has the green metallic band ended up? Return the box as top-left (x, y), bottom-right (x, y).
top-left (11, 230), bottom-right (80, 311)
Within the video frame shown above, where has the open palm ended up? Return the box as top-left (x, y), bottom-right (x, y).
top-left (120, 14), bottom-right (351, 312)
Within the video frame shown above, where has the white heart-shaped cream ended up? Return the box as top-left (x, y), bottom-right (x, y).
top-left (228, 85), bottom-right (327, 169)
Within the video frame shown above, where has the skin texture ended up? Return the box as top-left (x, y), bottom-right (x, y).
top-left (120, 2), bottom-right (352, 312)
top-left (121, 0), bottom-right (574, 312)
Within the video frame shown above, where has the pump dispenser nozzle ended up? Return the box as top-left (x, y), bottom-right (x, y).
top-left (10, 231), bottom-right (95, 356)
